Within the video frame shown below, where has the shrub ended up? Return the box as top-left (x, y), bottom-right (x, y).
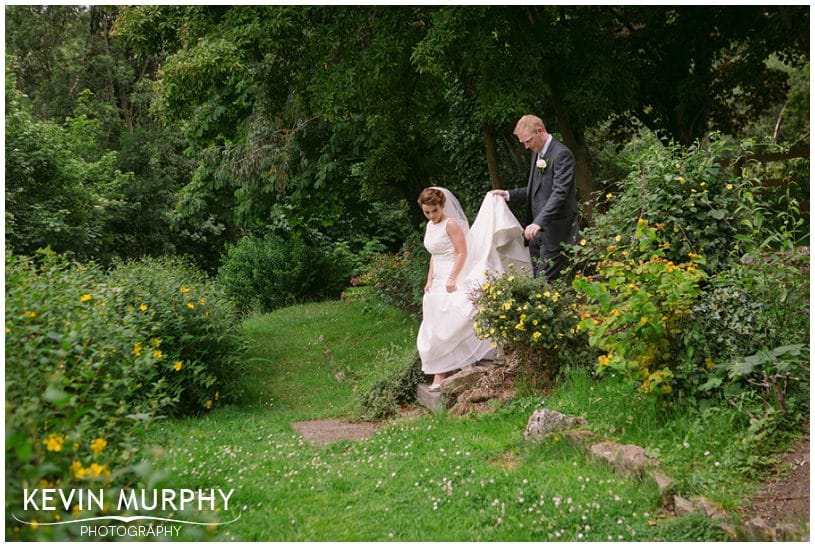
top-left (217, 232), bottom-right (356, 315)
top-left (572, 220), bottom-right (707, 395)
top-left (5, 250), bottom-right (247, 537)
top-left (680, 248), bottom-right (809, 416)
top-left (576, 132), bottom-right (752, 275)
top-left (472, 269), bottom-right (581, 385)
top-left (106, 255), bottom-right (249, 413)
top-left (357, 231), bottom-right (428, 315)
top-left (356, 348), bottom-right (424, 420)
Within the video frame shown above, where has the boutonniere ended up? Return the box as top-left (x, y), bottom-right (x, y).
top-left (536, 157), bottom-right (548, 174)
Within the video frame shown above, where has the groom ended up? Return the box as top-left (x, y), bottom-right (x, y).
top-left (491, 114), bottom-right (580, 280)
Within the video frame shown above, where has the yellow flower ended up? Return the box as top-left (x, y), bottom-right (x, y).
top-left (80, 294), bottom-right (92, 303)
top-left (151, 338), bottom-right (161, 347)
top-left (678, 176), bottom-right (686, 184)
top-left (174, 361), bottom-right (183, 371)
top-left (90, 438), bottom-right (107, 455)
top-left (24, 310), bottom-right (37, 319)
top-left (87, 463), bottom-right (109, 478)
top-left (180, 287), bottom-right (190, 294)
top-left (640, 317), bottom-right (649, 325)
top-left (705, 358), bottom-right (715, 370)
top-left (215, 391), bottom-right (220, 401)
top-left (71, 461), bottom-right (87, 480)
top-left (615, 235), bottom-right (622, 242)
top-left (204, 400), bottom-right (213, 409)
top-left (543, 291), bottom-right (551, 298)
top-left (579, 239), bottom-right (587, 246)
top-left (186, 302), bottom-right (195, 309)
top-left (674, 163), bottom-right (681, 169)
top-left (726, 183), bottom-right (733, 190)
top-left (605, 192), bottom-right (613, 200)
top-left (44, 433), bottom-right (64, 452)
top-left (637, 218), bottom-right (647, 226)
top-left (152, 349), bottom-right (163, 359)
top-left (139, 303), bottom-right (148, 311)
top-left (133, 343), bottom-right (143, 357)
top-left (552, 293), bottom-right (559, 302)
top-left (199, 297), bottom-right (206, 306)
top-left (532, 331), bottom-right (542, 342)
top-left (532, 319), bottom-right (539, 326)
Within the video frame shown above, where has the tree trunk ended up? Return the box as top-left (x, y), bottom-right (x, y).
top-left (548, 90), bottom-right (596, 223)
top-left (483, 124), bottom-right (503, 189)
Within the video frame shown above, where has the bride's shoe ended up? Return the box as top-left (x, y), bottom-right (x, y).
top-left (428, 383), bottom-right (441, 392)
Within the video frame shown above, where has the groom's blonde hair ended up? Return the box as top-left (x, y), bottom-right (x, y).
top-left (513, 115), bottom-right (546, 136)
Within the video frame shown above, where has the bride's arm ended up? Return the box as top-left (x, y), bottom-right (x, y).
top-left (446, 219), bottom-right (467, 293)
top-left (425, 257), bottom-right (434, 293)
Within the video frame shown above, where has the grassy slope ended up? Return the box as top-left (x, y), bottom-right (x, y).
top-left (142, 295), bottom-right (747, 541)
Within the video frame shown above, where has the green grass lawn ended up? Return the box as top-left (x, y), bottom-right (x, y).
top-left (140, 293), bottom-right (785, 541)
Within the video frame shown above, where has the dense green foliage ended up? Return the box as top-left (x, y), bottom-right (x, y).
top-left (681, 250), bottom-right (809, 417)
top-left (5, 250), bottom-right (248, 537)
top-left (217, 232), bottom-right (356, 314)
top-left (6, 6), bottom-right (809, 270)
top-left (356, 347), bottom-right (425, 420)
top-left (3, 6), bottom-right (809, 540)
top-left (357, 232), bottom-right (430, 315)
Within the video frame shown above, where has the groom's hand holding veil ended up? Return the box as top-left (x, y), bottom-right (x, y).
top-left (487, 189), bottom-right (540, 241)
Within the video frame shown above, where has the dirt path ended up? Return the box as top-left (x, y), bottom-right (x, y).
top-left (742, 435), bottom-right (810, 540)
top-left (291, 419), bottom-right (381, 445)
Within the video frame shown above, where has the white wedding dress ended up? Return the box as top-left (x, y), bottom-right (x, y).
top-left (417, 193), bottom-right (531, 374)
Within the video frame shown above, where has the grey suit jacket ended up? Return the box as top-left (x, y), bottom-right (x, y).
top-left (507, 137), bottom-right (578, 228)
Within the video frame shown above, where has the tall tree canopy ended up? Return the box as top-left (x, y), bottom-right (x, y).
top-left (6, 5), bottom-right (808, 265)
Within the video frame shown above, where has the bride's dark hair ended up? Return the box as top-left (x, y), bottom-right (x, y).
top-left (418, 187), bottom-right (445, 207)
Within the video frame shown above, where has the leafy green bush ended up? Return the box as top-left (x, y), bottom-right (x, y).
top-left (356, 348), bottom-right (424, 420)
top-left (576, 132), bottom-right (752, 274)
top-left (105, 255), bottom-right (249, 412)
top-left (217, 232), bottom-right (356, 314)
top-left (5, 249), bottom-right (247, 536)
top-left (356, 231), bottom-right (428, 315)
top-left (572, 220), bottom-right (707, 394)
top-left (472, 270), bottom-right (581, 386)
top-left (5, 71), bottom-right (134, 263)
top-left (680, 248), bottom-right (809, 415)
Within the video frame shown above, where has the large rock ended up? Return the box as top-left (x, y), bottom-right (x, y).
top-left (440, 367), bottom-right (483, 399)
top-left (524, 409), bottom-right (588, 441)
top-left (647, 469), bottom-right (676, 503)
top-left (416, 384), bottom-right (444, 411)
top-left (743, 517), bottom-right (777, 541)
top-left (673, 495), bottom-right (697, 517)
top-left (588, 441), bottom-right (657, 478)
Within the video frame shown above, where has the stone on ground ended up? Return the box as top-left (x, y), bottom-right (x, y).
top-left (524, 408), bottom-right (588, 440)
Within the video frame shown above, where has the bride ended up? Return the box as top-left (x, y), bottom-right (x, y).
top-left (416, 187), bottom-right (531, 391)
